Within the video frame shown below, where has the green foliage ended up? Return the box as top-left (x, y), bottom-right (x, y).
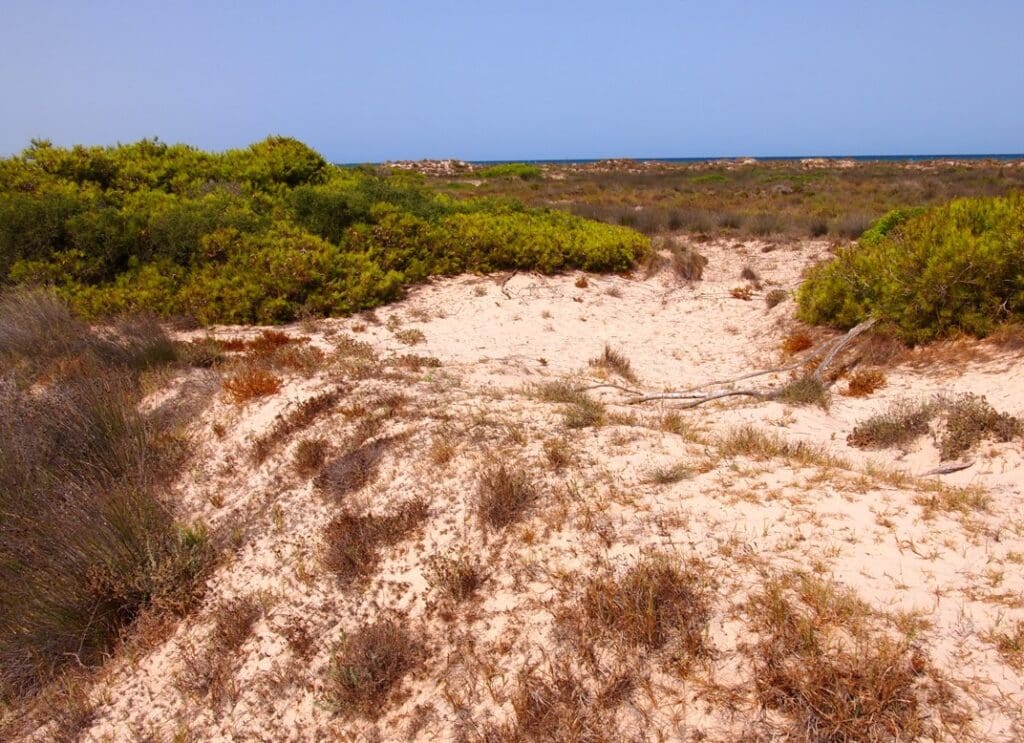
top-left (0, 138), bottom-right (645, 324)
top-left (477, 162), bottom-right (543, 180)
top-left (797, 195), bottom-right (1024, 343)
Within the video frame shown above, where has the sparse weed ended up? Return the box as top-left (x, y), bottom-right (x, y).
top-left (646, 461), bottom-right (691, 484)
top-left (563, 395), bottom-right (605, 429)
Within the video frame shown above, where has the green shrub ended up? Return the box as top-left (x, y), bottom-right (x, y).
top-left (797, 195), bottom-right (1024, 343)
top-left (477, 162), bottom-right (543, 180)
top-left (0, 139), bottom-right (646, 324)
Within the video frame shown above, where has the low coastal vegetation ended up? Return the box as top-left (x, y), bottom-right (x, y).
top-left (0, 138), bottom-right (646, 324)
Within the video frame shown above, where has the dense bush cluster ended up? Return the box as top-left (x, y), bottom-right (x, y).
top-left (476, 162), bottom-right (543, 180)
top-left (797, 194), bottom-right (1024, 343)
top-left (0, 138), bottom-right (646, 324)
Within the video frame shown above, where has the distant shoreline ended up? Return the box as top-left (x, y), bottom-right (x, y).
top-left (343, 153), bottom-right (1024, 167)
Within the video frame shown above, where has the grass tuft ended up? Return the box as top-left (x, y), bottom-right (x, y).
top-left (476, 462), bottom-right (539, 530)
top-left (589, 344), bottom-right (637, 383)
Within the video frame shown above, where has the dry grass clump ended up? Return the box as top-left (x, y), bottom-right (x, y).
top-left (579, 555), bottom-right (714, 658)
top-left (0, 290), bottom-right (212, 705)
top-left (939, 393), bottom-right (1021, 460)
top-left (782, 330), bottom-right (814, 355)
top-left (223, 365), bottom-right (282, 403)
top-left (717, 426), bottom-right (845, 468)
top-left (543, 436), bottom-right (574, 469)
top-left (730, 285), bottom-right (753, 301)
top-left (646, 461), bottom-right (691, 484)
top-left (391, 353), bottom-right (441, 371)
top-left (765, 288), bottom-right (788, 310)
top-left (292, 436), bottom-right (330, 478)
top-left (773, 375), bottom-right (831, 408)
top-left (749, 574), bottom-right (956, 742)
top-left (314, 438), bottom-right (392, 501)
top-left (574, 275), bottom-right (589, 288)
top-left (176, 594), bottom-right (263, 706)
top-left (321, 499), bottom-right (429, 584)
top-left (588, 344), bottom-right (637, 383)
top-left (425, 550), bottom-right (485, 602)
top-left (841, 369), bottom-right (886, 397)
top-left (393, 328), bottom-right (426, 346)
top-left (847, 399), bottom-right (936, 450)
top-left (325, 618), bottom-right (424, 719)
top-left (534, 378), bottom-right (583, 404)
top-left (986, 621), bottom-right (1024, 670)
top-left (252, 388), bottom-right (341, 463)
top-left (563, 395), bottom-right (605, 429)
top-left (670, 242), bottom-right (709, 281)
top-left (476, 462), bottom-right (540, 530)
top-left (487, 661), bottom-right (628, 742)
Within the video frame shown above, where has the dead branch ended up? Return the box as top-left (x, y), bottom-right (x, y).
top-left (628, 319), bottom-right (877, 406)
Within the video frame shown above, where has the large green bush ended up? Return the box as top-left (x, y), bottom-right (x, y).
top-left (797, 194), bottom-right (1024, 343)
top-left (0, 138), bottom-right (646, 323)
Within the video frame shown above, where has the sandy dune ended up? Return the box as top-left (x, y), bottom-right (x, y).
top-left (49, 238), bottom-right (1024, 742)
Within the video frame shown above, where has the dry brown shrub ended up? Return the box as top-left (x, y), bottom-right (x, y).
top-left (175, 594), bottom-right (263, 706)
top-left (314, 438), bottom-right (393, 501)
top-left (325, 618), bottom-right (424, 719)
top-left (391, 353), bottom-right (441, 371)
top-left (939, 393), bottom-right (1021, 460)
top-left (218, 337), bottom-right (248, 352)
top-left (543, 437), bottom-right (573, 469)
top-left (293, 437), bottom-right (330, 478)
top-left (848, 399), bottom-right (936, 450)
top-left (487, 661), bottom-right (628, 742)
top-left (393, 328), bottom-right (426, 346)
top-left (671, 243), bottom-right (709, 281)
top-left (842, 369), bottom-right (886, 397)
top-left (246, 329), bottom-right (295, 356)
top-left (574, 275), bottom-right (589, 288)
top-left (730, 286), bottom-right (753, 301)
top-left (988, 322), bottom-right (1024, 350)
top-left (765, 288), bottom-right (788, 309)
top-left (223, 366), bottom-right (282, 403)
top-left (252, 388), bottom-right (341, 463)
top-left (476, 462), bottom-right (539, 530)
top-left (321, 500), bottom-right (429, 584)
top-left (781, 330), bottom-right (814, 355)
top-left (646, 461), bottom-right (691, 484)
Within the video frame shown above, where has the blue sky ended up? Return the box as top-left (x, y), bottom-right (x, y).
top-left (1, 1), bottom-right (1022, 161)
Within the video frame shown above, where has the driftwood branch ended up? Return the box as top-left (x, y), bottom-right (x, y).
top-left (627, 319), bottom-right (877, 407)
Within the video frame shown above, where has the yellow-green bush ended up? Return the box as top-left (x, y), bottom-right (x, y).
top-left (0, 138), bottom-right (646, 324)
top-left (797, 194), bottom-right (1024, 343)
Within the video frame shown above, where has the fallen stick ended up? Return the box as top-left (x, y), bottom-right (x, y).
top-left (628, 318), bottom-right (877, 406)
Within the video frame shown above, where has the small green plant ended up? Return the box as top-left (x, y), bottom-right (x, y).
top-left (773, 375), bottom-right (830, 408)
top-left (563, 395), bottom-right (605, 429)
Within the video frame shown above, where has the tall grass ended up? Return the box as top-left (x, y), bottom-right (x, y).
top-left (0, 290), bottom-right (210, 705)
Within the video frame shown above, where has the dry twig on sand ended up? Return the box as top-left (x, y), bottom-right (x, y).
top-left (628, 319), bottom-right (876, 408)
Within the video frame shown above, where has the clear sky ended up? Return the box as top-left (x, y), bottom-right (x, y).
top-left (1, 1), bottom-right (1022, 161)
